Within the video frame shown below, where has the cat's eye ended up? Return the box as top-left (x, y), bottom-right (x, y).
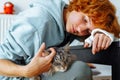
top-left (54, 63), bottom-right (61, 66)
top-left (54, 58), bottom-right (58, 61)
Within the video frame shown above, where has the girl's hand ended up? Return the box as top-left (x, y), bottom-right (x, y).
top-left (92, 32), bottom-right (111, 54)
top-left (84, 29), bottom-right (113, 55)
top-left (24, 43), bottom-right (56, 77)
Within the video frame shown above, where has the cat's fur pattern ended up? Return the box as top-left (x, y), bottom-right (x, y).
top-left (30, 43), bottom-right (76, 80)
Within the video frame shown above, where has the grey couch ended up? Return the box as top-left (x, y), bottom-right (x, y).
top-left (70, 41), bottom-right (120, 80)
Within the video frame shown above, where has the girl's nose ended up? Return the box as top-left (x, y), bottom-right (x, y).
top-left (75, 27), bottom-right (80, 33)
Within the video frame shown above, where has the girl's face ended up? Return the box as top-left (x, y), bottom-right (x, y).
top-left (66, 11), bottom-right (95, 36)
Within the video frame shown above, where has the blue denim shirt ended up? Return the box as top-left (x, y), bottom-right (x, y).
top-left (0, 0), bottom-right (66, 79)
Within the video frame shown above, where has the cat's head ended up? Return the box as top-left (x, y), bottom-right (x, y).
top-left (50, 43), bottom-right (77, 74)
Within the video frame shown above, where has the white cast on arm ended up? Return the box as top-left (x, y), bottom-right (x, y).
top-left (85, 28), bottom-right (114, 47)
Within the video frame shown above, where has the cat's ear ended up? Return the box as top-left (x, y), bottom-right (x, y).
top-left (63, 42), bottom-right (70, 52)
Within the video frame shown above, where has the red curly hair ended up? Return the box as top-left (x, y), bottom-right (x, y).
top-left (67, 0), bottom-right (120, 38)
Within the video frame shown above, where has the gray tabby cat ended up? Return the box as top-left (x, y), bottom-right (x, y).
top-left (30, 43), bottom-right (76, 80)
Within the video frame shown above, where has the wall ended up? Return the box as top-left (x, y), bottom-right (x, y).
top-left (0, 0), bottom-right (69, 14)
top-left (110, 0), bottom-right (120, 23)
top-left (0, 0), bottom-right (30, 14)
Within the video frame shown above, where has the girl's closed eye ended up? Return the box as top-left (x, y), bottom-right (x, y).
top-left (83, 17), bottom-right (88, 23)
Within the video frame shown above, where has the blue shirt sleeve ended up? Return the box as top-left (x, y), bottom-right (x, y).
top-left (0, 16), bottom-right (39, 64)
